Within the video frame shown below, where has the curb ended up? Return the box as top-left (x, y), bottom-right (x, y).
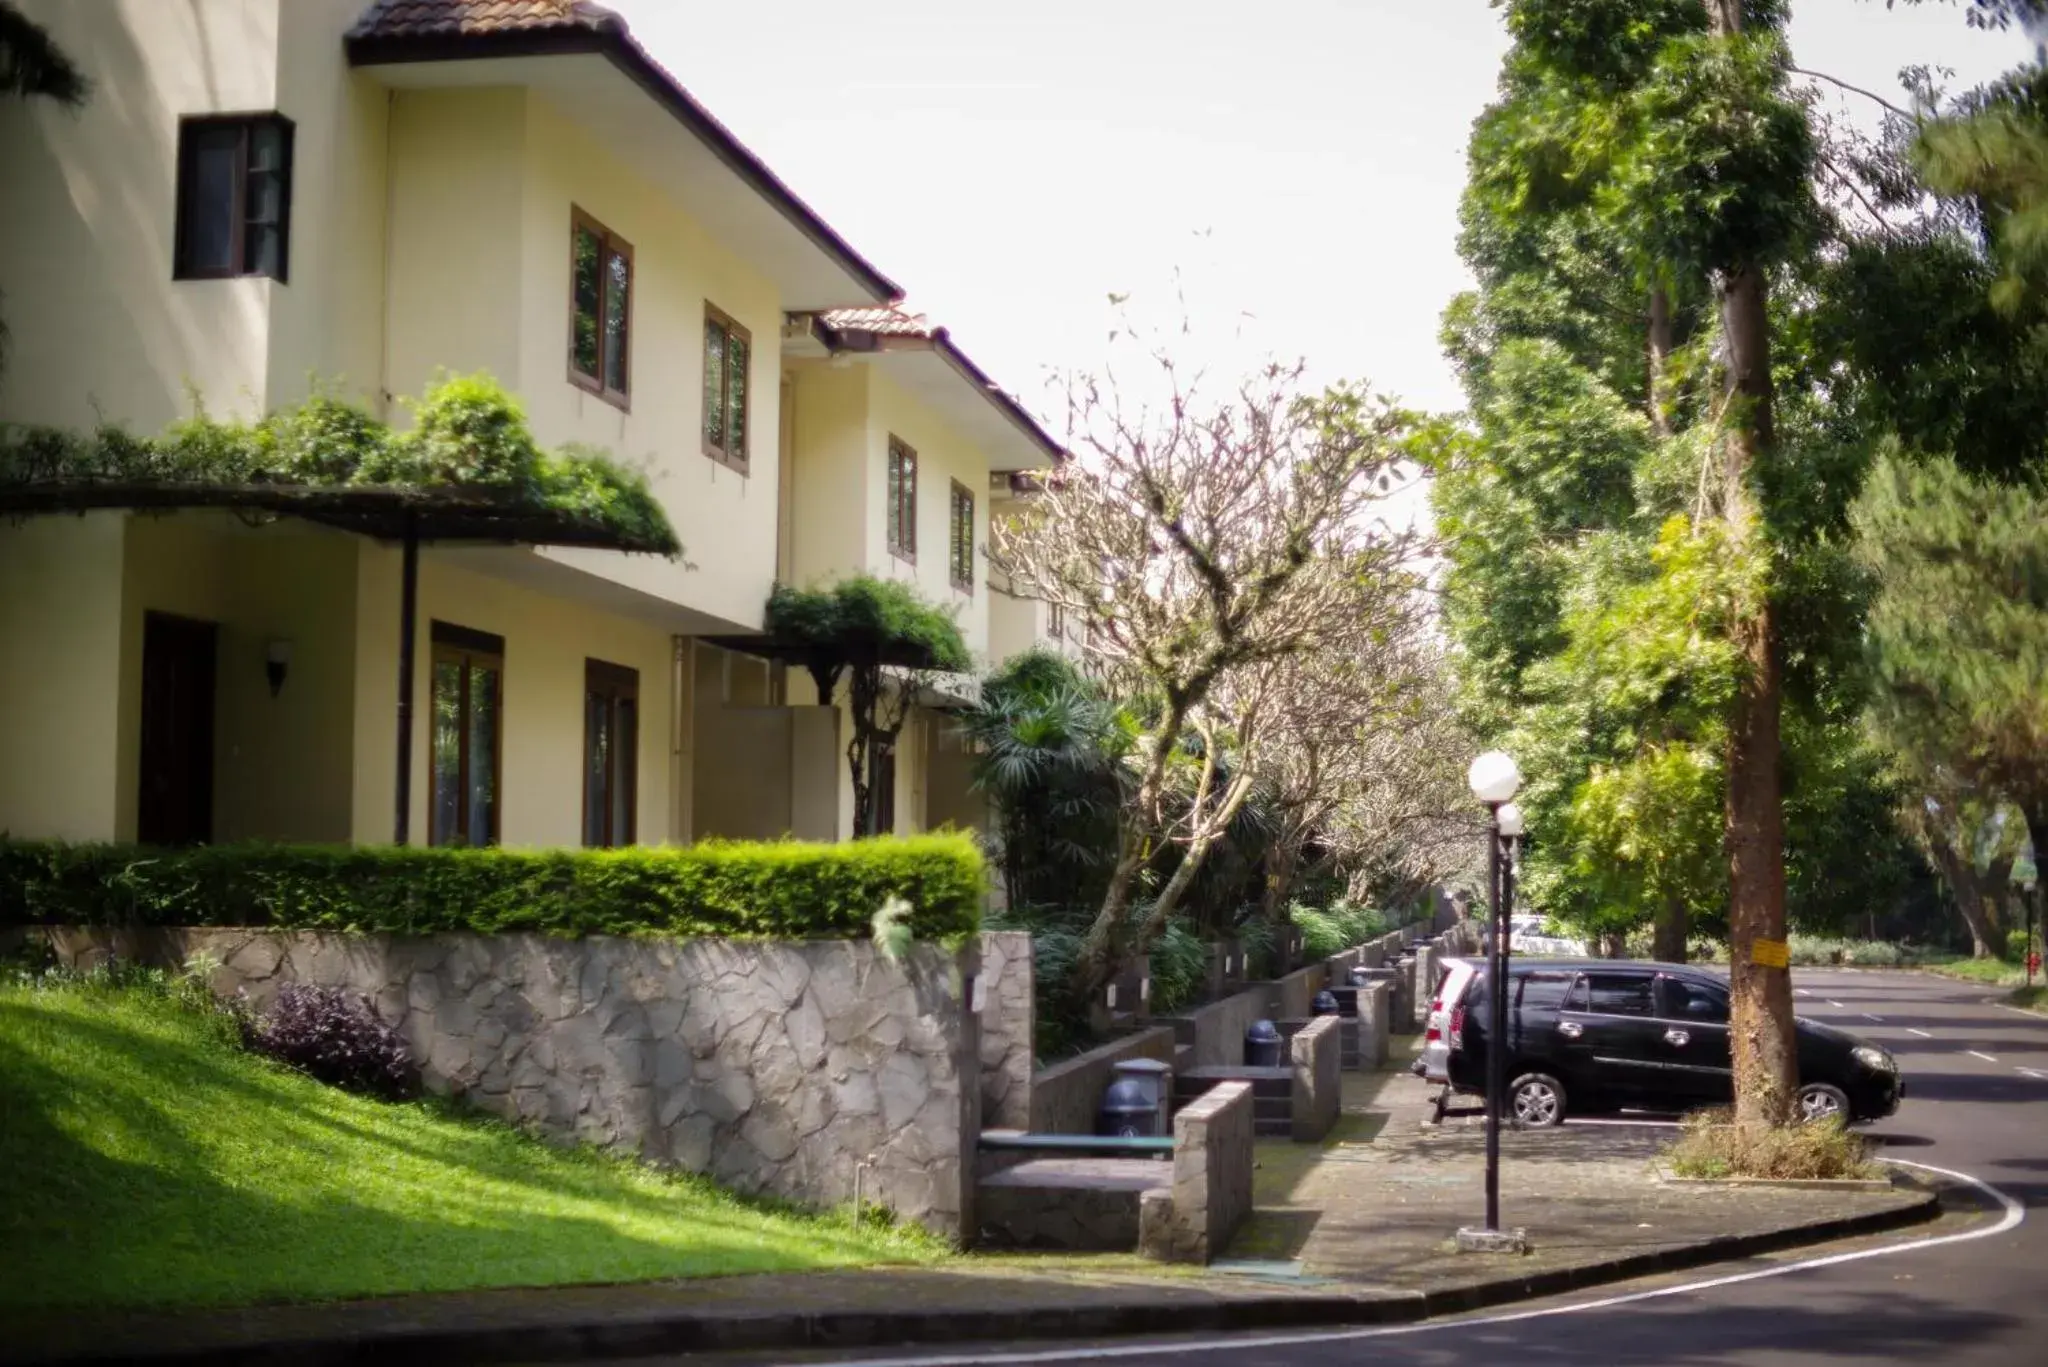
top-left (16, 1190), bottom-right (1941, 1366)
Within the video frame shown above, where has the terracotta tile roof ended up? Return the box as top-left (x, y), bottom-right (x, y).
top-left (816, 306), bottom-right (934, 338)
top-left (347, 0), bottom-right (622, 41)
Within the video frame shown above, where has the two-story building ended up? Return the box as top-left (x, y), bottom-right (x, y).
top-left (0, 0), bottom-right (1068, 851)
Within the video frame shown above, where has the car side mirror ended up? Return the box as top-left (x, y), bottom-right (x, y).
top-left (1689, 1000), bottom-right (1719, 1019)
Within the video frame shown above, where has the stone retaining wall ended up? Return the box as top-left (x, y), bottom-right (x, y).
top-left (1028, 1027), bottom-right (1177, 1134)
top-left (1271, 960), bottom-right (1329, 1022)
top-left (1140, 1080), bottom-right (1253, 1264)
top-left (1166, 983), bottom-right (1274, 1069)
top-left (41, 926), bottom-right (978, 1237)
top-left (1289, 1015), bottom-right (1341, 1142)
top-left (976, 931), bottom-right (1034, 1131)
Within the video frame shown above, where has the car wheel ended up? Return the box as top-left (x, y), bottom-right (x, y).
top-left (1510, 1072), bottom-right (1566, 1128)
top-left (1796, 1083), bottom-right (1851, 1125)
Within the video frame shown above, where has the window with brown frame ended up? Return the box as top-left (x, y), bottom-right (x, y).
top-left (430, 622), bottom-right (504, 847)
top-left (569, 208), bottom-right (632, 405)
top-left (174, 114), bottom-right (294, 281)
top-left (702, 305), bottom-right (751, 470)
top-left (886, 437), bottom-right (918, 561)
top-left (583, 659), bottom-right (639, 848)
top-left (948, 481), bottom-right (975, 592)
top-left (1047, 601), bottom-right (1066, 639)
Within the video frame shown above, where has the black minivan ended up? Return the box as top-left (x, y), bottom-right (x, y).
top-left (1431, 958), bottom-right (1902, 1126)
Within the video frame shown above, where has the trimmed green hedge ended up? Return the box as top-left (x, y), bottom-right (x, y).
top-left (0, 836), bottom-right (984, 942)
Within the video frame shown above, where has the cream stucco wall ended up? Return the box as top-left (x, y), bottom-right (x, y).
top-left (866, 368), bottom-right (990, 663)
top-left (381, 87), bottom-right (527, 407)
top-left (786, 362), bottom-right (873, 591)
top-left (0, 516), bottom-right (127, 841)
top-left (350, 547), bottom-right (677, 850)
top-left (784, 361), bottom-right (992, 661)
top-left (516, 93), bottom-right (785, 631)
top-left (0, 0), bottom-right (290, 432)
top-left (114, 515), bottom-right (359, 844)
top-left (268, 0), bottom-right (390, 414)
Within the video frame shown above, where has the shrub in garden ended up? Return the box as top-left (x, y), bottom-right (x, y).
top-left (243, 983), bottom-right (418, 1100)
top-left (1293, 902), bottom-right (1390, 961)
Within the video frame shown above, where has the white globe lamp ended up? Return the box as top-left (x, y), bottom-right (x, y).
top-left (1468, 750), bottom-right (1522, 806)
top-left (1496, 801), bottom-right (1526, 838)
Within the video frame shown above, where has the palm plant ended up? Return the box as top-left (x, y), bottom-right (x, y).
top-left (959, 651), bottom-right (1128, 911)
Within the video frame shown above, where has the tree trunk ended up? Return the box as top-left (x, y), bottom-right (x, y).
top-left (1709, 0), bottom-right (1797, 1133)
top-left (1132, 770), bottom-right (1263, 948)
top-left (1653, 891), bottom-right (1689, 963)
top-left (1718, 264), bottom-right (1799, 1127)
top-left (1260, 830), bottom-right (1306, 926)
top-left (1648, 285), bottom-right (1675, 438)
top-left (1931, 843), bottom-right (1995, 958)
top-left (1074, 700), bottom-right (1190, 1001)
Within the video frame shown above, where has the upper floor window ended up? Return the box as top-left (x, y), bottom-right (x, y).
top-left (948, 481), bottom-right (975, 592)
top-left (703, 305), bottom-right (750, 471)
top-left (886, 437), bottom-right (918, 562)
top-left (174, 114), bottom-right (293, 282)
top-left (570, 208), bottom-right (632, 405)
top-left (1047, 601), bottom-right (1066, 638)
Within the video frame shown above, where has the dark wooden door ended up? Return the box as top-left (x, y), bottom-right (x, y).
top-left (138, 611), bottom-right (218, 845)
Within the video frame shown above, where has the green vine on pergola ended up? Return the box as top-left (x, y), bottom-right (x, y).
top-left (0, 374), bottom-right (681, 555)
top-left (0, 374), bottom-right (683, 844)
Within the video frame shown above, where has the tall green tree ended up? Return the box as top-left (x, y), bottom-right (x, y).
top-left (1442, 0), bottom-right (1867, 1125)
top-left (1855, 452), bottom-right (2048, 876)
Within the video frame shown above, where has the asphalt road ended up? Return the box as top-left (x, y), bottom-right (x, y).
top-left (750, 969), bottom-right (2048, 1367)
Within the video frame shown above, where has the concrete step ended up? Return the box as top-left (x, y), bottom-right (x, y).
top-left (974, 1157), bottom-right (1163, 1253)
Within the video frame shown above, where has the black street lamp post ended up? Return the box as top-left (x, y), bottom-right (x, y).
top-left (1464, 752), bottom-right (1523, 1244)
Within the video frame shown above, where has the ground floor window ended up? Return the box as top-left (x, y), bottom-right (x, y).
top-left (430, 622), bottom-right (503, 847)
top-left (583, 659), bottom-right (639, 847)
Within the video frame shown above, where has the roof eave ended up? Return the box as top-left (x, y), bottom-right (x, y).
top-left (801, 317), bottom-right (1067, 468)
top-left (345, 25), bottom-right (901, 307)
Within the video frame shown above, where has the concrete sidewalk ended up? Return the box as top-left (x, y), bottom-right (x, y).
top-left (4, 1045), bottom-right (1942, 1366)
top-left (1228, 1047), bottom-right (1933, 1292)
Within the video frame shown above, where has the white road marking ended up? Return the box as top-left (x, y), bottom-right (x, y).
top-left (1994, 1004), bottom-right (2045, 1020)
top-left (812, 1162), bottom-right (2024, 1367)
top-left (1968, 1050), bottom-right (2000, 1064)
top-left (2017, 1067), bottom-right (2048, 1082)
top-left (1863, 1014), bottom-right (1884, 1023)
top-left (1906, 1028), bottom-right (1933, 1038)
top-left (1795, 988), bottom-right (1811, 997)
top-left (1827, 999), bottom-right (1845, 1008)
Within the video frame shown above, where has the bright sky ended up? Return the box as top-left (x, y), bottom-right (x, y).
top-left (612, 0), bottom-right (2032, 420)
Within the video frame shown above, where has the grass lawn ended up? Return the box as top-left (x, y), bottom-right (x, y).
top-left (1918, 956), bottom-right (2027, 988)
top-left (0, 979), bottom-right (941, 1313)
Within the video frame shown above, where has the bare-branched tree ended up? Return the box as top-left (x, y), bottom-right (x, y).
top-left (991, 335), bottom-right (1420, 999)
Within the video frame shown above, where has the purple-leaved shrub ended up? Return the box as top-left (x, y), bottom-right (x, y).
top-left (243, 983), bottom-right (418, 1099)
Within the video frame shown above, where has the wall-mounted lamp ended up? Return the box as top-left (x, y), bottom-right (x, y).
top-left (265, 640), bottom-right (292, 698)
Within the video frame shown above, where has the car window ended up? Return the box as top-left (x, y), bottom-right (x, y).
top-left (1659, 975), bottom-right (1729, 1023)
top-left (1581, 972), bottom-right (1656, 1017)
top-left (1517, 971), bottom-right (1576, 1015)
